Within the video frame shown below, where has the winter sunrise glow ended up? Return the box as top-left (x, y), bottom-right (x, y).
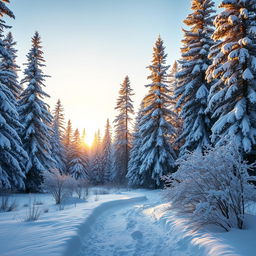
top-left (7, 0), bottom-right (195, 135)
top-left (2, 1), bottom-right (255, 256)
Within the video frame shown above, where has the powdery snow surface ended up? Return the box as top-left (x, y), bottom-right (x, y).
top-left (0, 189), bottom-right (145, 256)
top-left (0, 189), bottom-right (255, 256)
top-left (75, 198), bottom-right (173, 256)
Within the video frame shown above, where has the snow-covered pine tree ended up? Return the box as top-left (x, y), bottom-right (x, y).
top-left (206, 0), bottom-right (256, 154)
top-left (52, 99), bottom-right (65, 135)
top-left (175, 0), bottom-right (216, 155)
top-left (169, 61), bottom-right (179, 110)
top-left (50, 99), bottom-right (66, 174)
top-left (138, 36), bottom-right (176, 188)
top-left (169, 61), bottom-right (177, 90)
top-left (19, 32), bottom-right (54, 192)
top-left (1, 32), bottom-right (22, 102)
top-left (127, 103), bottom-right (144, 187)
top-left (68, 129), bottom-right (88, 179)
top-left (101, 119), bottom-right (113, 184)
top-left (113, 76), bottom-right (134, 185)
top-left (63, 120), bottom-right (73, 148)
top-left (0, 0), bottom-right (28, 190)
top-left (62, 119), bottom-right (73, 173)
top-left (89, 130), bottom-right (104, 184)
top-left (168, 61), bottom-right (183, 150)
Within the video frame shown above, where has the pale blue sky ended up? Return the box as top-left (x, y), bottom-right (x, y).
top-left (7, 0), bottom-right (221, 144)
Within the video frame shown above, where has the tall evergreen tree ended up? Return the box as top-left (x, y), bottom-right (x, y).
top-left (113, 76), bottom-right (134, 185)
top-left (19, 32), bottom-right (54, 192)
top-left (175, 0), bottom-right (216, 155)
top-left (52, 99), bottom-right (65, 136)
top-left (63, 119), bottom-right (73, 149)
top-left (101, 119), bottom-right (113, 184)
top-left (1, 32), bottom-right (22, 102)
top-left (62, 119), bottom-right (73, 172)
top-left (138, 37), bottom-right (176, 188)
top-left (89, 130), bottom-right (103, 184)
top-left (127, 103), bottom-right (144, 187)
top-left (207, 0), bottom-right (256, 154)
top-left (68, 129), bottom-right (88, 179)
top-left (0, 0), bottom-right (28, 190)
top-left (50, 99), bottom-right (66, 174)
top-left (168, 61), bottom-right (183, 149)
top-left (169, 61), bottom-right (179, 112)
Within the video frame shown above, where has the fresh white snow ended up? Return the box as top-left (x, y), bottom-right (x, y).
top-left (0, 189), bottom-right (255, 256)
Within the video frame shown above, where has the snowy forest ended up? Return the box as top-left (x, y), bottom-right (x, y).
top-left (1, 0), bottom-right (256, 256)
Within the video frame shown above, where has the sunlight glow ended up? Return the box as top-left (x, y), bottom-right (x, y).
top-left (76, 120), bottom-right (105, 148)
top-left (82, 130), bottom-right (95, 147)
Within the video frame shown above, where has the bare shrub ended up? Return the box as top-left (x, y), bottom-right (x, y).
top-left (0, 195), bottom-right (18, 212)
top-left (43, 169), bottom-right (75, 204)
top-left (25, 203), bottom-right (41, 221)
top-left (164, 141), bottom-right (256, 231)
top-left (74, 179), bottom-right (90, 199)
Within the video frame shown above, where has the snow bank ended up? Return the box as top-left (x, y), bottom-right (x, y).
top-left (139, 190), bottom-right (256, 256)
top-left (158, 202), bottom-right (256, 256)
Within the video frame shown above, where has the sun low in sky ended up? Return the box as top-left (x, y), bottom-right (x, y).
top-left (7, 0), bottom-right (201, 139)
top-left (81, 127), bottom-right (95, 147)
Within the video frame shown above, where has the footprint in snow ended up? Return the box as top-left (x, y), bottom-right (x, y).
top-left (131, 230), bottom-right (143, 240)
top-left (126, 219), bottom-right (136, 229)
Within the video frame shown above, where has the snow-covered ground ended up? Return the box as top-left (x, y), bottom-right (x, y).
top-left (0, 189), bottom-right (255, 256)
top-left (0, 189), bottom-right (145, 256)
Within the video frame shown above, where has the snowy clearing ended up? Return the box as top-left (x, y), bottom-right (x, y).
top-left (0, 189), bottom-right (255, 256)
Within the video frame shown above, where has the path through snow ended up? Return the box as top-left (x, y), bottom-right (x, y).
top-left (77, 198), bottom-right (195, 256)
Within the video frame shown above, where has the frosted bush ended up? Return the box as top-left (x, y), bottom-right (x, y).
top-left (164, 141), bottom-right (256, 231)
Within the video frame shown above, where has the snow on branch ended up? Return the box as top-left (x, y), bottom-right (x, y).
top-left (164, 139), bottom-right (256, 231)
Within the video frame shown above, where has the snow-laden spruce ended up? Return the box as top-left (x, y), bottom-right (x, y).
top-left (113, 76), bottom-right (134, 185)
top-left (168, 61), bottom-right (183, 149)
top-left (89, 130), bottom-right (104, 185)
top-left (52, 99), bottom-right (65, 135)
top-left (164, 139), bottom-right (256, 231)
top-left (127, 103), bottom-right (144, 187)
top-left (1, 32), bottom-right (22, 103)
top-left (19, 32), bottom-right (54, 192)
top-left (0, 1), bottom-right (28, 190)
top-left (207, 0), bottom-right (256, 154)
top-left (137, 37), bottom-right (176, 188)
top-left (168, 61), bottom-right (179, 113)
top-left (175, 0), bottom-right (216, 155)
top-left (101, 119), bottom-right (113, 184)
top-left (68, 129), bottom-right (88, 179)
top-left (50, 99), bottom-right (66, 174)
top-left (62, 119), bottom-right (73, 171)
